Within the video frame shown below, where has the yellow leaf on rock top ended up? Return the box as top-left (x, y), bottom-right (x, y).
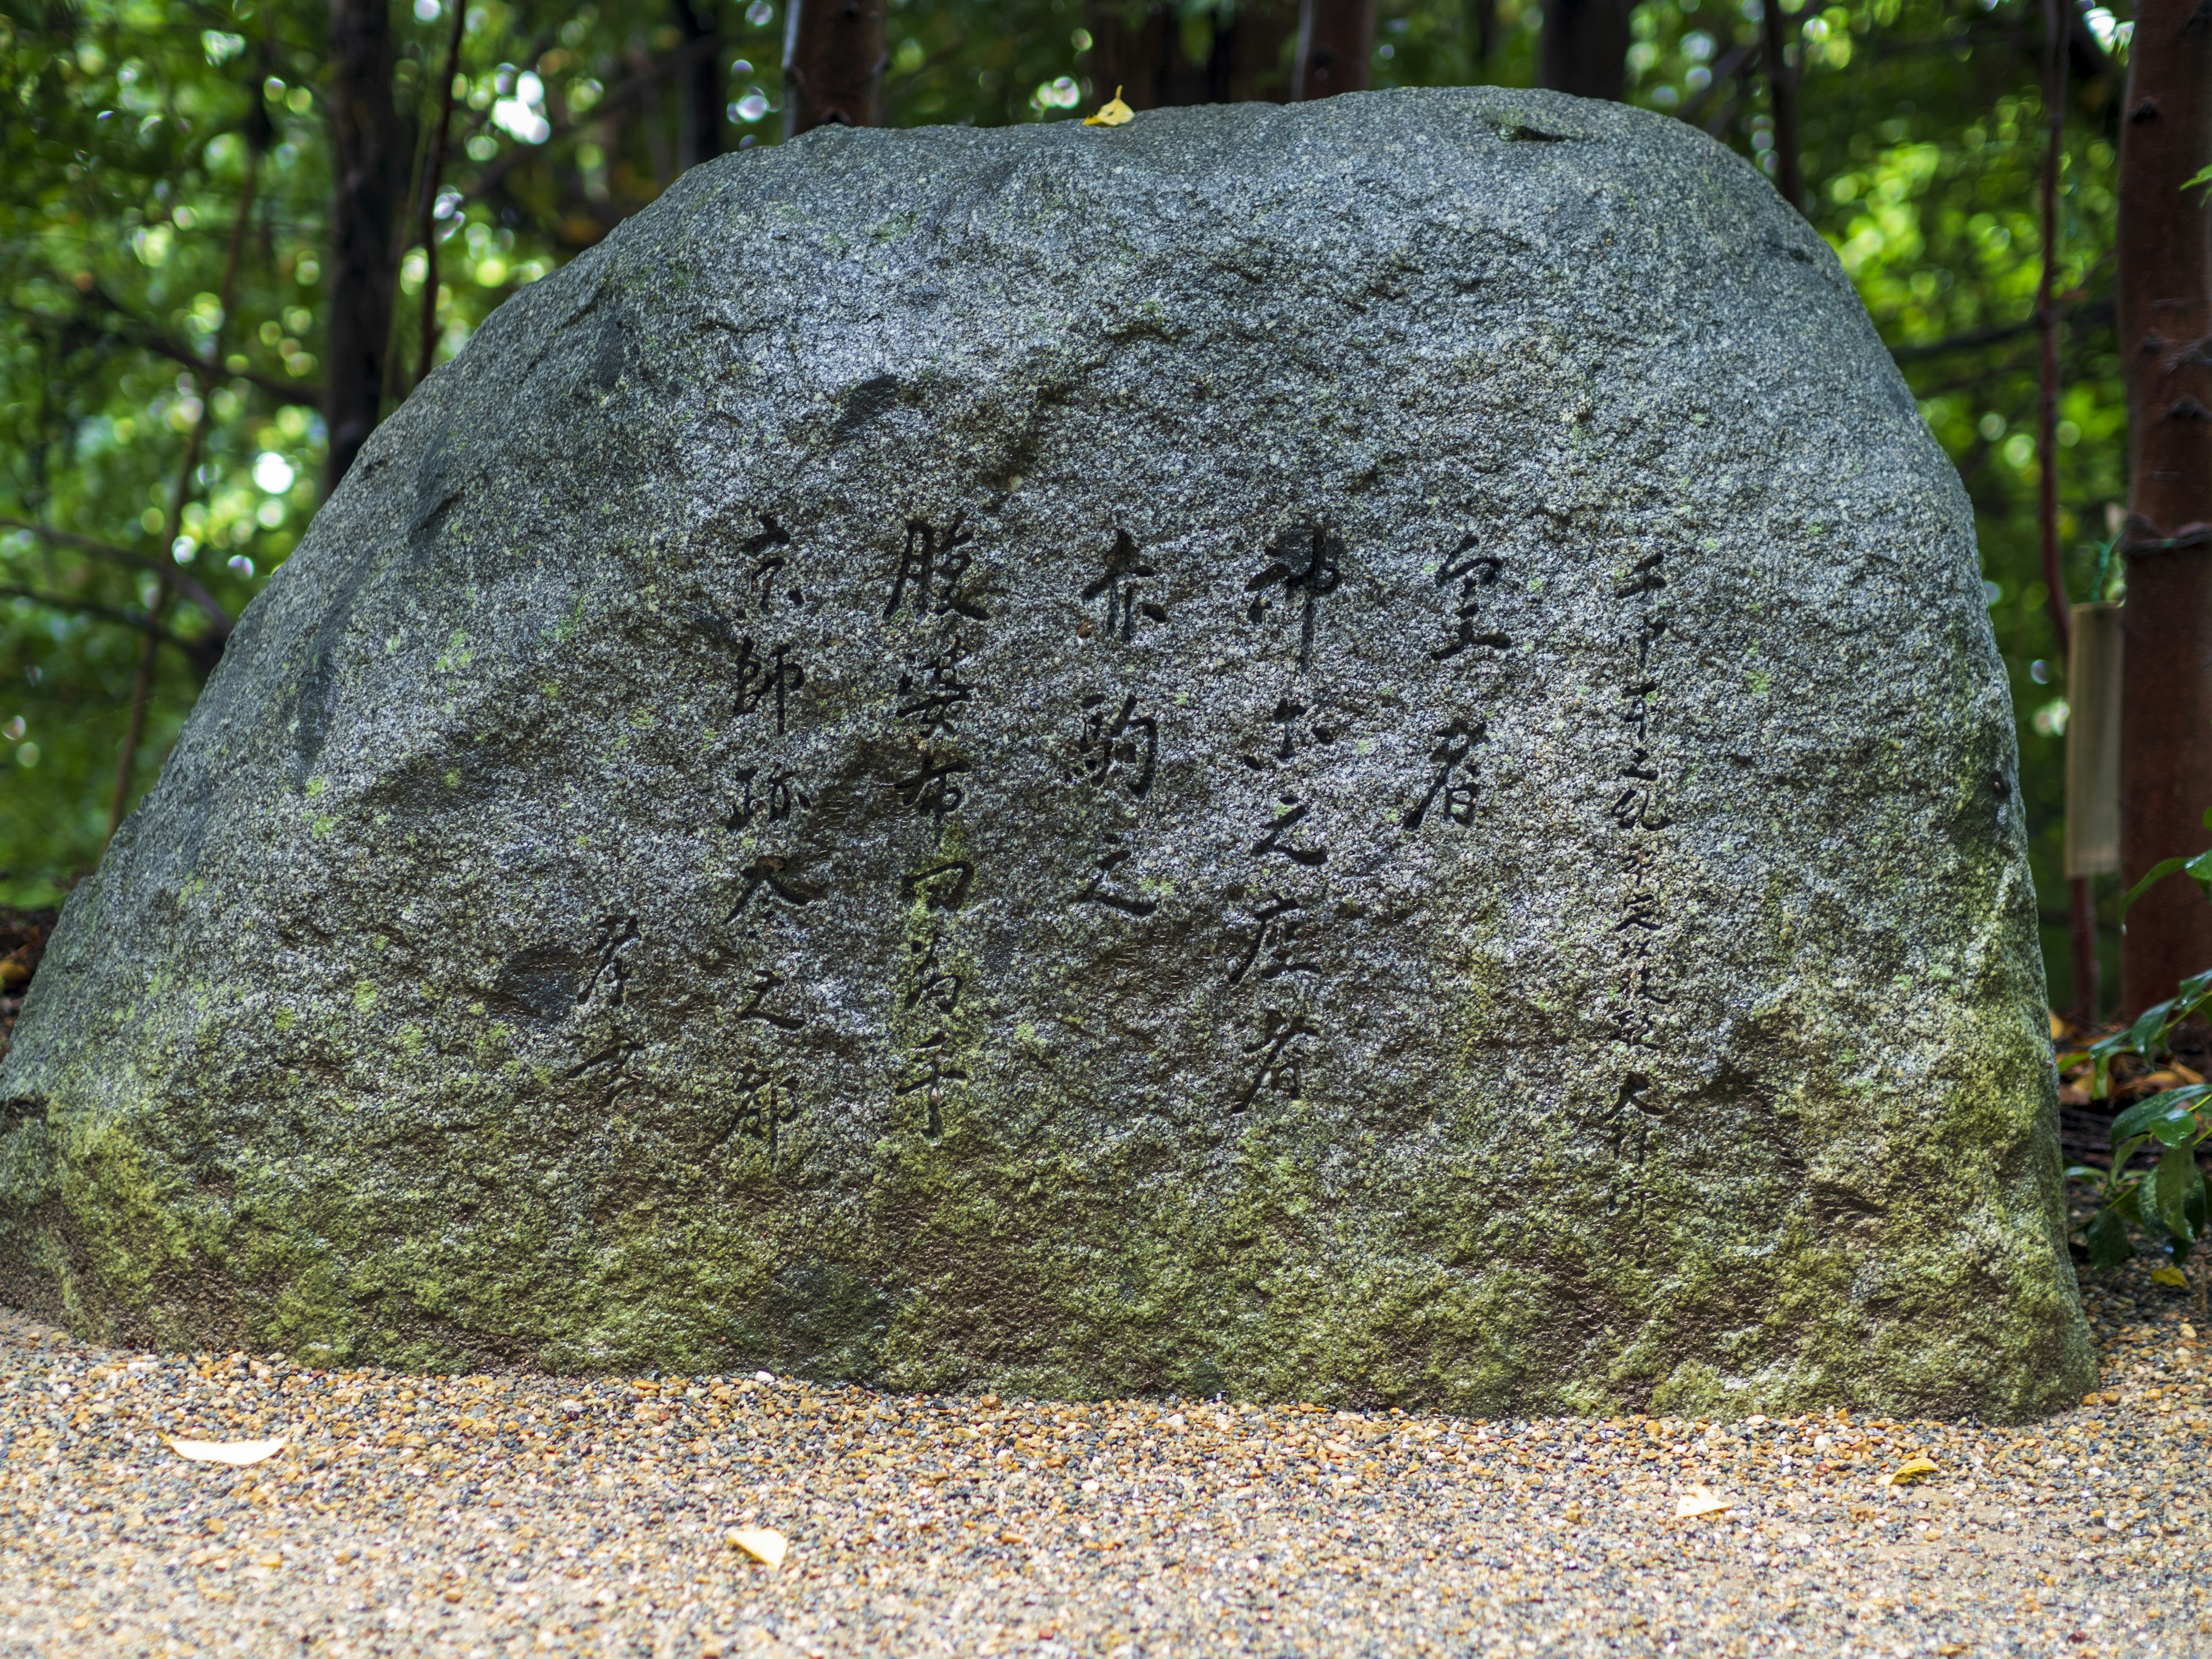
top-left (726, 1527), bottom-right (787, 1567)
top-left (2150, 1266), bottom-right (2188, 1287)
top-left (164, 1435), bottom-right (287, 1467)
top-left (1881, 1456), bottom-right (1941, 1486)
top-left (1084, 86), bottom-right (1135, 127)
top-left (1674, 1484), bottom-right (1732, 1520)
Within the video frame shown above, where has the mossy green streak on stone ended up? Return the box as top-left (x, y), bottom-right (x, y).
top-left (0, 89), bottom-right (2089, 1416)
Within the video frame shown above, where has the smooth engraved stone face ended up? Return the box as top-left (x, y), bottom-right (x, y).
top-left (0, 88), bottom-right (2091, 1417)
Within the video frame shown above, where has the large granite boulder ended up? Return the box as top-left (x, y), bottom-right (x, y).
top-left (0, 88), bottom-right (2089, 1416)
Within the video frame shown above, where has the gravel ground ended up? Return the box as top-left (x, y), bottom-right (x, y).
top-left (0, 1253), bottom-right (2203, 1659)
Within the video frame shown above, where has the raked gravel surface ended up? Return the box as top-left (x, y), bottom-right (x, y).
top-left (0, 1262), bottom-right (2203, 1659)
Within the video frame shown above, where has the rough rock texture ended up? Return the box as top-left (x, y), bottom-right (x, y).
top-left (0, 88), bottom-right (2090, 1416)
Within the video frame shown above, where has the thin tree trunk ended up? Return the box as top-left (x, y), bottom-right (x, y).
top-left (1759, 0), bottom-right (1803, 211)
top-left (2031, 0), bottom-right (2094, 1022)
top-left (2116, 0), bottom-right (2212, 1017)
top-left (1294, 0), bottom-right (1375, 100)
top-left (1539, 0), bottom-right (1627, 103)
top-left (677, 0), bottom-right (725, 171)
top-left (324, 0), bottom-right (407, 495)
top-left (107, 153), bottom-right (261, 844)
top-left (413, 0), bottom-right (469, 392)
top-left (1466, 0), bottom-right (1497, 78)
top-left (783, 0), bottom-right (885, 136)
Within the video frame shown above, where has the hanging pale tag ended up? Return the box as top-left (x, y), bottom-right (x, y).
top-left (2065, 602), bottom-right (2122, 878)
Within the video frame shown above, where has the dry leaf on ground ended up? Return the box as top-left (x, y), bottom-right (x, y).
top-left (1882, 1456), bottom-right (1941, 1486)
top-left (2150, 1266), bottom-right (2188, 1287)
top-left (1673, 1484), bottom-right (1732, 1520)
top-left (162, 1435), bottom-right (286, 1467)
top-left (1084, 87), bottom-right (1134, 127)
top-left (726, 1527), bottom-right (787, 1567)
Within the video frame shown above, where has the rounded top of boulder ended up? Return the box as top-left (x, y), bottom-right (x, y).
top-left (1, 89), bottom-right (2086, 1419)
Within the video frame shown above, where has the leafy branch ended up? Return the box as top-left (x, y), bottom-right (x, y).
top-left (0, 517), bottom-right (232, 637)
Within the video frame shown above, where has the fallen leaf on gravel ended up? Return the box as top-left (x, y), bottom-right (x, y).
top-left (163, 1435), bottom-right (286, 1466)
top-left (1882, 1456), bottom-right (1941, 1486)
top-left (726, 1527), bottom-right (787, 1566)
top-left (1674, 1485), bottom-right (1732, 1520)
top-left (2150, 1266), bottom-right (2188, 1287)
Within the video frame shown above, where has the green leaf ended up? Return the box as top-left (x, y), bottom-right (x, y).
top-left (2064, 1163), bottom-right (2107, 1183)
top-left (2157, 1143), bottom-right (2200, 1240)
top-left (2120, 859), bottom-right (2199, 918)
top-left (2111, 1088), bottom-right (2210, 1147)
top-left (2126, 1000), bottom-right (2175, 1054)
top-left (2120, 859), bottom-right (2191, 918)
top-left (2085, 1205), bottom-right (2135, 1270)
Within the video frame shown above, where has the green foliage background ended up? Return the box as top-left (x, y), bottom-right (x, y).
top-left (0, 0), bottom-right (2133, 1009)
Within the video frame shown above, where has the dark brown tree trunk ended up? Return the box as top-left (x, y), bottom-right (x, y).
top-left (783, 0), bottom-right (885, 135)
top-left (1759, 0), bottom-right (1803, 211)
top-left (1539, 0), bottom-right (1627, 103)
top-left (324, 0), bottom-right (406, 496)
top-left (1088, 3), bottom-right (1298, 109)
top-left (1294, 0), bottom-right (1375, 100)
top-left (677, 0), bottom-right (725, 171)
top-left (2116, 0), bottom-right (2212, 1016)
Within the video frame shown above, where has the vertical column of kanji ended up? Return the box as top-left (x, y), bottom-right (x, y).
top-left (882, 514), bottom-right (994, 1140)
top-left (710, 513), bottom-right (815, 1172)
top-left (1065, 530), bottom-right (1171, 925)
top-left (1596, 547), bottom-right (1675, 1253)
top-left (1224, 527), bottom-right (1349, 1113)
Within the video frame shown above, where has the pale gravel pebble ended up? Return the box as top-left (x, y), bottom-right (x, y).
top-left (0, 1260), bottom-right (2203, 1658)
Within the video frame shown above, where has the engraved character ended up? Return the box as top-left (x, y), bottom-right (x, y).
top-left (1404, 719), bottom-right (1486, 831)
top-left (1430, 537), bottom-right (1511, 662)
top-left (1074, 844), bottom-right (1158, 918)
top-left (895, 633), bottom-right (978, 736)
top-left (1251, 794), bottom-right (1328, 867)
top-left (1080, 530), bottom-right (1168, 641)
top-left (886, 515), bottom-right (988, 622)
top-left (724, 1064), bottom-right (802, 1169)
top-left (1236, 1009), bottom-right (1321, 1111)
top-left (895, 1032), bottom-right (968, 1137)
top-left (736, 968), bottom-right (806, 1032)
top-left (1227, 892), bottom-right (1321, 986)
top-left (1075, 693), bottom-right (1158, 798)
top-left (1244, 526), bottom-right (1344, 669)
top-left (730, 639), bottom-right (806, 736)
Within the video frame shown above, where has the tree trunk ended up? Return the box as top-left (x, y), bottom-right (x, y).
top-left (324, 0), bottom-right (406, 496)
top-left (1088, 2), bottom-right (1297, 108)
top-left (783, 0), bottom-right (885, 135)
top-left (1539, 0), bottom-right (1627, 103)
top-left (1759, 0), bottom-right (1803, 211)
top-left (2116, 0), bottom-right (2212, 1016)
top-left (677, 0), bottom-right (725, 172)
top-left (1467, 0), bottom-right (1498, 77)
top-left (413, 0), bottom-right (469, 392)
top-left (1294, 0), bottom-right (1376, 100)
